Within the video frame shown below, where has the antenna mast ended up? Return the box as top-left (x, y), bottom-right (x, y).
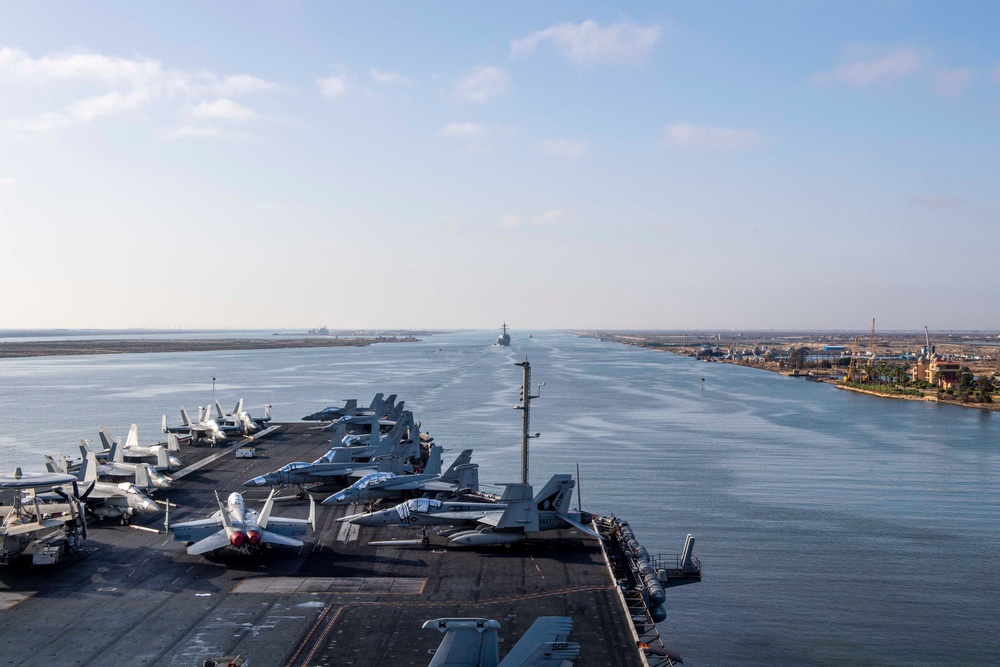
top-left (514, 359), bottom-right (543, 485)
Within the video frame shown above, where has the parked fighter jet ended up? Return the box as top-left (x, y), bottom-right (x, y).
top-left (168, 490), bottom-right (315, 555)
top-left (243, 436), bottom-right (416, 493)
top-left (214, 399), bottom-right (271, 437)
top-left (45, 452), bottom-right (160, 524)
top-left (321, 449), bottom-right (477, 506)
top-left (45, 448), bottom-right (172, 492)
top-left (322, 413), bottom-right (416, 463)
top-left (323, 401), bottom-right (406, 432)
top-left (423, 616), bottom-right (580, 667)
top-left (302, 393), bottom-right (397, 422)
top-left (0, 468), bottom-right (87, 564)
top-left (341, 475), bottom-right (603, 546)
top-left (99, 424), bottom-right (182, 471)
top-left (162, 406), bottom-right (226, 445)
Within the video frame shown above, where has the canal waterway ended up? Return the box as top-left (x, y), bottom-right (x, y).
top-left (1, 330), bottom-right (997, 665)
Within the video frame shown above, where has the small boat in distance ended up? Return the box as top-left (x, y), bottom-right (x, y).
top-left (496, 322), bottom-right (511, 347)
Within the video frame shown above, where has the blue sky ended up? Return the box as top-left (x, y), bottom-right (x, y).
top-left (1, 2), bottom-right (998, 330)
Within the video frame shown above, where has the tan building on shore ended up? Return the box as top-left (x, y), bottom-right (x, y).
top-left (912, 357), bottom-right (962, 389)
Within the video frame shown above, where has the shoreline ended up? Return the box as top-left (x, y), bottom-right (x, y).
top-left (0, 336), bottom-right (420, 359)
top-left (580, 332), bottom-right (1000, 413)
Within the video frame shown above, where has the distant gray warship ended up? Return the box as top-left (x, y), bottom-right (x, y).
top-left (496, 322), bottom-right (511, 346)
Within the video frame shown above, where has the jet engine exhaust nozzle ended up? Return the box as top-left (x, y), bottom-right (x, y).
top-left (246, 530), bottom-right (262, 545)
top-left (230, 530), bottom-right (246, 548)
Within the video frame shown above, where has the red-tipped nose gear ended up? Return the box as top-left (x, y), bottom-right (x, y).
top-left (246, 530), bottom-right (262, 545)
top-left (230, 530), bottom-right (246, 547)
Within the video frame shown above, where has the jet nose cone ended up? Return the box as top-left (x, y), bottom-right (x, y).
top-left (143, 500), bottom-right (162, 513)
top-left (169, 456), bottom-right (182, 468)
top-left (244, 477), bottom-right (266, 487)
top-left (322, 493), bottom-right (346, 506)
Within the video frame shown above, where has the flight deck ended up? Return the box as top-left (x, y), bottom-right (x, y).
top-left (0, 423), bottom-right (690, 666)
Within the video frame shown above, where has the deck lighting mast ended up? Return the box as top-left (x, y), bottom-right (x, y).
top-left (514, 360), bottom-right (543, 485)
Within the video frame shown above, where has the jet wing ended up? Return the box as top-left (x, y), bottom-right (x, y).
top-left (474, 510), bottom-right (507, 528)
top-left (260, 529), bottom-right (303, 548)
top-left (432, 511), bottom-right (494, 523)
top-left (262, 517), bottom-right (311, 539)
top-left (416, 480), bottom-right (459, 492)
top-left (557, 515), bottom-right (604, 540)
top-left (187, 530), bottom-right (230, 555)
top-left (170, 517), bottom-right (224, 544)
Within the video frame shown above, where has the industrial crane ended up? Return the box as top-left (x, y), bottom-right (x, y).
top-left (845, 336), bottom-right (860, 383)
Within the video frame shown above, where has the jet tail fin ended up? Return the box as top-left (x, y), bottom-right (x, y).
top-left (423, 618), bottom-right (501, 667)
top-left (44, 455), bottom-right (58, 473)
top-left (98, 427), bottom-right (115, 452)
top-left (496, 484), bottom-right (538, 531)
top-left (161, 415), bottom-right (168, 433)
top-left (263, 404), bottom-right (271, 421)
top-left (258, 488), bottom-right (276, 528)
top-left (441, 450), bottom-right (474, 483)
top-left (498, 616), bottom-right (580, 666)
top-left (453, 464), bottom-right (479, 493)
top-left (180, 407), bottom-right (192, 427)
top-left (215, 400), bottom-right (225, 420)
top-left (533, 474), bottom-right (575, 515)
top-left (424, 445), bottom-right (443, 475)
top-left (81, 451), bottom-right (98, 484)
top-left (216, 491), bottom-right (232, 530)
top-left (368, 392), bottom-right (384, 414)
top-left (343, 399), bottom-right (357, 417)
top-left (109, 437), bottom-right (123, 463)
top-left (166, 433), bottom-right (180, 452)
top-left (125, 423), bottom-right (139, 451)
top-left (135, 464), bottom-right (152, 489)
top-left (155, 448), bottom-right (170, 469)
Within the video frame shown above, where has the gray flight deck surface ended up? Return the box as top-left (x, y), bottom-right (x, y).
top-left (0, 423), bottom-right (643, 666)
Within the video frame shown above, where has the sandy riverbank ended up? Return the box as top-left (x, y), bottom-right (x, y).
top-left (0, 337), bottom-right (419, 359)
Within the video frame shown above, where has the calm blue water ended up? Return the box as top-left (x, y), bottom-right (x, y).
top-left (1, 330), bottom-right (997, 665)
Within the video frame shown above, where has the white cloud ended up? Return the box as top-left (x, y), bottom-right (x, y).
top-left (511, 20), bottom-right (662, 65)
top-left (454, 65), bottom-right (509, 103)
top-left (440, 122), bottom-right (487, 139)
top-left (542, 138), bottom-right (588, 158)
top-left (0, 47), bottom-right (279, 131)
top-left (500, 215), bottom-right (520, 228)
top-left (661, 123), bottom-right (762, 150)
top-left (9, 89), bottom-right (152, 129)
top-left (317, 75), bottom-right (350, 99)
top-left (810, 48), bottom-right (924, 87)
top-left (534, 209), bottom-right (567, 224)
top-left (190, 98), bottom-right (255, 121)
top-left (370, 68), bottom-right (407, 85)
top-left (932, 68), bottom-right (971, 97)
top-left (166, 125), bottom-right (249, 141)
top-left (0, 177), bottom-right (14, 187)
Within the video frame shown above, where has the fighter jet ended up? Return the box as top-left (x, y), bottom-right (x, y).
top-left (214, 399), bottom-right (271, 437)
top-left (243, 436), bottom-right (415, 493)
top-left (168, 489), bottom-right (315, 555)
top-left (44, 452), bottom-right (160, 524)
top-left (321, 449), bottom-right (477, 506)
top-left (341, 474), bottom-right (603, 546)
top-left (302, 393), bottom-right (397, 422)
top-left (322, 401), bottom-right (406, 433)
top-left (45, 448), bottom-right (172, 493)
top-left (423, 616), bottom-right (580, 667)
top-left (0, 468), bottom-right (87, 564)
top-left (99, 424), bottom-right (182, 471)
top-left (162, 405), bottom-right (226, 445)
top-left (320, 413), bottom-right (416, 463)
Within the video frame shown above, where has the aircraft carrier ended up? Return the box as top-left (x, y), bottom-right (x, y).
top-left (0, 421), bottom-right (700, 666)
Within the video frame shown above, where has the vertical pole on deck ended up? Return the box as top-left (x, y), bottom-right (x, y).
top-left (515, 359), bottom-right (542, 485)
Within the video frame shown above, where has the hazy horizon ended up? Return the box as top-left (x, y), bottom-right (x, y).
top-left (3, 2), bottom-right (998, 330)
